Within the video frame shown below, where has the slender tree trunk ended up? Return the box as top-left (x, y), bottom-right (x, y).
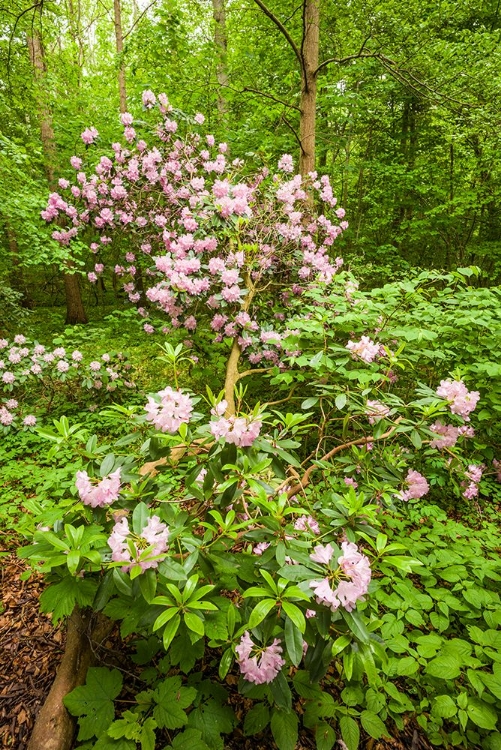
top-left (6, 225), bottom-right (35, 309)
top-left (113, 0), bottom-right (127, 113)
top-left (27, 11), bottom-right (88, 324)
top-left (299, 0), bottom-right (320, 176)
top-left (212, 0), bottom-right (229, 117)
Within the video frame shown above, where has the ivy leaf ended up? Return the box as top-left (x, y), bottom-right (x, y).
top-left (63, 667), bottom-right (123, 741)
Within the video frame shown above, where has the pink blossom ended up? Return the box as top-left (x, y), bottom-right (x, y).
top-left (75, 468), bottom-right (121, 507)
top-left (81, 127), bottom-right (99, 145)
top-left (194, 113), bottom-right (205, 125)
top-left (253, 542), bottom-right (270, 555)
top-left (23, 415), bottom-right (37, 427)
top-left (429, 421), bottom-right (459, 449)
top-left (346, 336), bottom-right (380, 363)
top-left (366, 399), bottom-right (390, 425)
top-left (5, 399), bottom-right (18, 409)
top-left (236, 632), bottom-right (285, 684)
top-left (142, 90), bottom-right (156, 108)
top-left (145, 387), bottom-right (193, 433)
top-left (143, 323), bottom-right (154, 334)
top-left (436, 379), bottom-right (480, 420)
top-left (399, 470), bottom-right (429, 501)
top-left (278, 154), bottom-right (294, 173)
top-left (70, 156), bottom-right (82, 169)
top-left (108, 515), bottom-right (169, 572)
top-left (344, 477), bottom-right (358, 488)
top-left (210, 415), bottom-right (261, 447)
top-left (309, 541), bottom-right (371, 612)
top-left (294, 515), bottom-right (320, 534)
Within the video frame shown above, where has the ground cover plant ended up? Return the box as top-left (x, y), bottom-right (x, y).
top-left (0, 90), bottom-right (500, 750)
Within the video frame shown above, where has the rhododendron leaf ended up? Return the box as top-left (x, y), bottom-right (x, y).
top-left (132, 502), bottom-right (149, 535)
top-left (184, 611), bottom-right (205, 636)
top-left (138, 569), bottom-right (157, 603)
top-left (162, 614), bottom-right (181, 650)
top-left (248, 598), bottom-right (276, 628)
top-left (112, 569), bottom-right (132, 597)
top-left (341, 610), bottom-right (371, 644)
top-left (153, 607), bottom-right (178, 632)
top-left (218, 647), bottom-right (233, 680)
top-left (282, 602), bottom-right (306, 634)
top-left (100, 453), bottom-right (115, 477)
top-left (284, 618), bottom-right (303, 667)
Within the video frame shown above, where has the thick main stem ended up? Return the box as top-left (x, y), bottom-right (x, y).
top-left (224, 336), bottom-right (242, 416)
top-left (299, 0), bottom-right (320, 176)
top-left (113, 0), bottom-right (127, 113)
top-left (212, 0), bottom-right (229, 117)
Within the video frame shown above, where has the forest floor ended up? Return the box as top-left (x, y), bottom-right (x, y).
top-left (0, 551), bottom-right (433, 750)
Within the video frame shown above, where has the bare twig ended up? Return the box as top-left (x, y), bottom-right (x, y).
top-left (251, 0), bottom-right (303, 70)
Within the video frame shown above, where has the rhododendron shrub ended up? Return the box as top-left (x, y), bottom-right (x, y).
top-left (42, 93), bottom-right (348, 412)
top-left (0, 336), bottom-right (134, 430)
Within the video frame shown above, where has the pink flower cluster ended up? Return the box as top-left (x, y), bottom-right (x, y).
top-left (429, 421), bottom-right (475, 449)
top-left (346, 336), bottom-right (380, 364)
top-left (235, 632), bottom-right (285, 684)
top-left (436, 379), bottom-right (480, 420)
top-left (75, 468), bottom-right (121, 507)
top-left (108, 515), bottom-right (169, 571)
top-left (294, 515), bottom-right (320, 534)
top-left (462, 464), bottom-right (483, 499)
top-left (366, 399), bottom-right (390, 425)
top-left (210, 414), bottom-right (262, 447)
top-left (42, 93), bottom-right (348, 367)
top-left (309, 541), bottom-right (371, 612)
top-left (399, 469), bottom-right (429, 502)
top-left (144, 387), bottom-right (193, 433)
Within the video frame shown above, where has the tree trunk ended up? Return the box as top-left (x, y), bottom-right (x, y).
top-left (299, 0), bottom-right (320, 176)
top-left (6, 225), bottom-right (35, 309)
top-left (113, 0), bottom-right (127, 113)
top-left (28, 9), bottom-right (88, 324)
top-left (212, 0), bottom-right (229, 117)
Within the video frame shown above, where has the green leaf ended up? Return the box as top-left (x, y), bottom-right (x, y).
top-left (138, 569), bottom-right (157, 604)
top-left (184, 611), bottom-right (204, 636)
top-left (282, 601), bottom-right (305, 633)
top-left (132, 502), bottom-right (149, 535)
top-left (335, 393), bottom-right (347, 410)
top-left (270, 709), bottom-right (298, 750)
top-left (248, 598), bottom-right (276, 628)
top-left (218, 648), bottom-right (233, 680)
top-left (162, 614), bottom-right (181, 650)
top-left (426, 653), bottom-right (461, 680)
top-left (244, 703), bottom-right (270, 736)
top-left (153, 676), bottom-right (197, 729)
top-left (432, 695), bottom-right (457, 719)
top-left (360, 711), bottom-right (388, 739)
top-left (64, 668), bottom-right (122, 741)
top-left (467, 697), bottom-right (498, 730)
top-left (165, 728), bottom-right (210, 749)
top-left (40, 577), bottom-right (97, 625)
top-left (340, 716), bottom-right (360, 750)
top-left (285, 617), bottom-right (304, 667)
top-left (315, 721), bottom-right (336, 750)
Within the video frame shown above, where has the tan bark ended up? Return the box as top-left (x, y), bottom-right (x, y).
top-left (299, 0), bottom-right (320, 176)
top-left (113, 0), bottom-right (127, 113)
top-left (212, 0), bottom-right (229, 117)
top-left (27, 608), bottom-right (113, 750)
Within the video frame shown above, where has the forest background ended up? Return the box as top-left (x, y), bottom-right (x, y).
top-left (3, 3), bottom-right (501, 750)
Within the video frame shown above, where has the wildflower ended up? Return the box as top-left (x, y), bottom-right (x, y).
top-left (236, 632), bottom-right (285, 684)
top-left (23, 415), bottom-right (37, 427)
top-left (294, 515), bottom-right (320, 534)
top-left (278, 154), bottom-right (294, 173)
top-left (75, 468), bottom-right (121, 508)
top-left (81, 127), bottom-right (99, 145)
